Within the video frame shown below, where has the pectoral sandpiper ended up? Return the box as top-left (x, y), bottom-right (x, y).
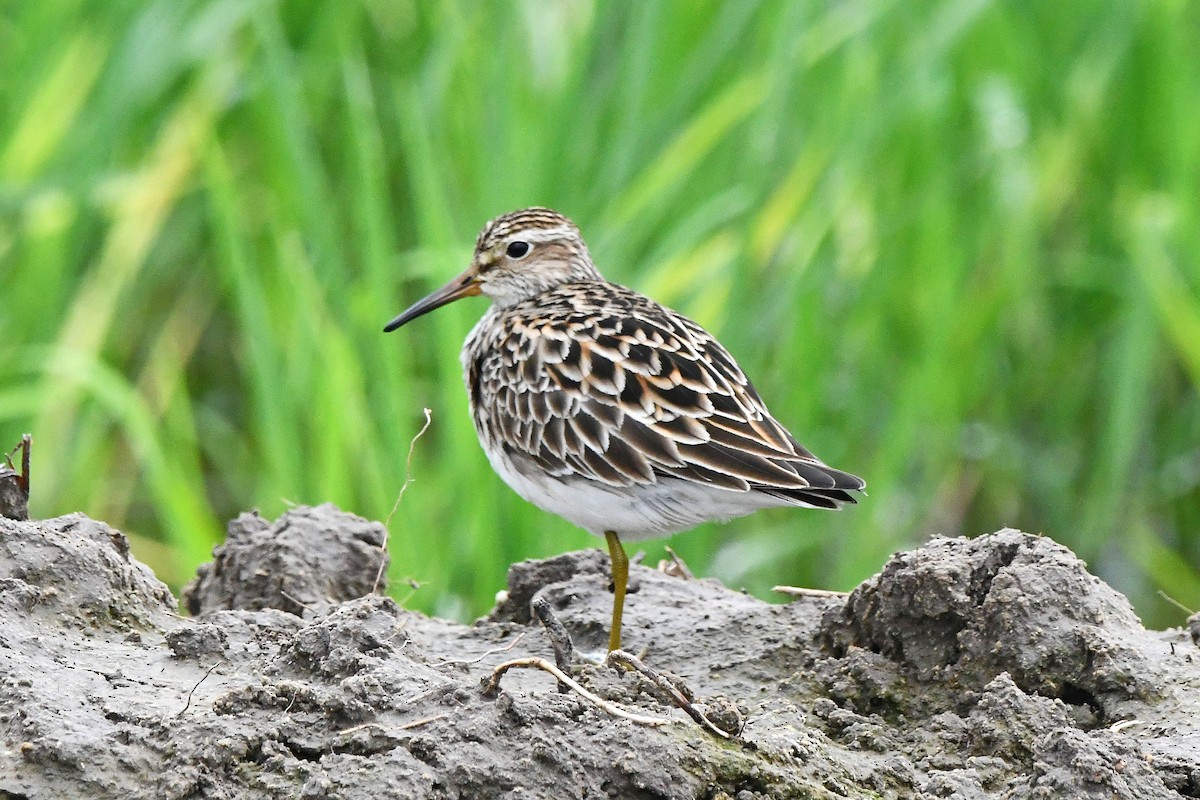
top-left (385, 207), bottom-right (864, 652)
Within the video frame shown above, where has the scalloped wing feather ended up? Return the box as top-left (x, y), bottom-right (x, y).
top-left (464, 283), bottom-right (864, 504)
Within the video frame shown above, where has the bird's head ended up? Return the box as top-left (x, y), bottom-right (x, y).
top-left (384, 207), bottom-right (602, 332)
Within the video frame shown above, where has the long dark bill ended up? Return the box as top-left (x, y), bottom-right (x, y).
top-left (383, 269), bottom-right (481, 332)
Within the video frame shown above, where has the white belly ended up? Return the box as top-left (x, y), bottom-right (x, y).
top-left (481, 442), bottom-right (786, 540)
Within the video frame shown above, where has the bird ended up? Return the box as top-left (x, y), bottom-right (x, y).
top-left (384, 207), bottom-right (864, 652)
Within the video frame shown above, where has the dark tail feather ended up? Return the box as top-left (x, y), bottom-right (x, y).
top-left (759, 459), bottom-right (865, 509)
top-left (761, 486), bottom-right (859, 509)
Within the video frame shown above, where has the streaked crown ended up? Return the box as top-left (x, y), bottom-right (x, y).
top-left (476, 207), bottom-right (580, 251)
top-left (471, 207), bottom-right (603, 308)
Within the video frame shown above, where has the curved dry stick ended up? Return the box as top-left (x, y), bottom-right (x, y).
top-left (482, 657), bottom-right (672, 728)
top-left (607, 650), bottom-right (737, 739)
top-left (430, 632), bottom-right (527, 668)
top-left (376, 408), bottom-right (433, 594)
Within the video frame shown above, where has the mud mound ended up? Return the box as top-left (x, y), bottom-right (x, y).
top-left (182, 504), bottom-right (388, 617)
top-left (1, 508), bottom-right (1197, 798)
top-left (819, 530), bottom-right (1160, 719)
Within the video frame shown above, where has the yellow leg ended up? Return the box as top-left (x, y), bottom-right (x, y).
top-left (605, 531), bottom-right (628, 652)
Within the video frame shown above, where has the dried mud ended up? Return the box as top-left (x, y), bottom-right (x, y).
top-left (1, 505), bottom-right (1197, 799)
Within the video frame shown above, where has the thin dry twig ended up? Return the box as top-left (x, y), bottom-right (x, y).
top-left (174, 662), bottom-right (221, 718)
top-left (1157, 590), bottom-right (1195, 616)
top-left (337, 714), bottom-right (449, 736)
top-left (280, 590), bottom-right (316, 612)
top-left (772, 585), bottom-right (849, 599)
top-left (482, 657), bottom-right (672, 728)
top-left (607, 650), bottom-right (738, 739)
top-left (397, 713), bottom-right (449, 730)
top-left (657, 546), bottom-right (694, 579)
top-left (429, 632), bottom-right (527, 668)
top-left (375, 408), bottom-right (433, 595)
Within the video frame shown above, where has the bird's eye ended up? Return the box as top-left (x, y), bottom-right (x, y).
top-left (506, 241), bottom-right (531, 259)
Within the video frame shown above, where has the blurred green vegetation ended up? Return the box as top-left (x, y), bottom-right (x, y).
top-left (2, 1), bottom-right (1198, 628)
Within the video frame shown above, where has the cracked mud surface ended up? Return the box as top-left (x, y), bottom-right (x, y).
top-left (1, 505), bottom-right (1198, 798)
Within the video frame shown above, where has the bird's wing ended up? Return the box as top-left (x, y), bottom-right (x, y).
top-left (469, 287), bottom-right (864, 503)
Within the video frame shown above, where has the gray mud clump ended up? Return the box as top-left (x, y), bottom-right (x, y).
top-left (819, 530), bottom-right (1161, 718)
top-left (182, 503), bottom-right (388, 617)
top-left (1, 510), bottom-right (1197, 799)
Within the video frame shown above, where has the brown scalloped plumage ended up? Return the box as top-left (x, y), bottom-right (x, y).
top-left (465, 278), bottom-right (864, 524)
